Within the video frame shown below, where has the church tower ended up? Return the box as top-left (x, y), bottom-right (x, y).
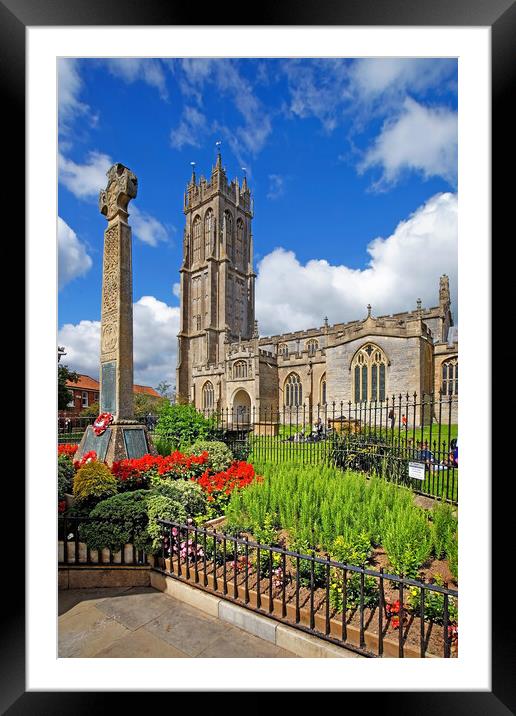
top-left (176, 148), bottom-right (256, 402)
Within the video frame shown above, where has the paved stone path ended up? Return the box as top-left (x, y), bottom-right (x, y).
top-left (59, 586), bottom-right (296, 658)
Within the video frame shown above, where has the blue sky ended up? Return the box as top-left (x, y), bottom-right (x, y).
top-left (58, 58), bottom-right (458, 387)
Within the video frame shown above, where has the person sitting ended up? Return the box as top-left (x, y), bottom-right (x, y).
top-left (448, 438), bottom-right (458, 467)
top-left (418, 441), bottom-right (434, 464)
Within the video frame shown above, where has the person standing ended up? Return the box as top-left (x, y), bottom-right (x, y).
top-left (388, 408), bottom-right (395, 429)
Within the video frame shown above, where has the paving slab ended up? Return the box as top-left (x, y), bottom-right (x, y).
top-left (58, 587), bottom-right (132, 616)
top-left (91, 626), bottom-right (189, 658)
top-left (58, 603), bottom-right (130, 658)
top-left (59, 587), bottom-right (297, 659)
top-left (144, 600), bottom-right (230, 656)
top-left (95, 587), bottom-right (173, 630)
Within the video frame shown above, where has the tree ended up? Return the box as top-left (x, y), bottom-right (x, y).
top-left (58, 362), bottom-right (79, 410)
top-left (133, 393), bottom-right (167, 419)
top-left (156, 380), bottom-right (175, 400)
top-left (80, 401), bottom-right (99, 417)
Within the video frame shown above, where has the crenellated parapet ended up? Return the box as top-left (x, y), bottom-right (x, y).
top-left (184, 151), bottom-right (252, 216)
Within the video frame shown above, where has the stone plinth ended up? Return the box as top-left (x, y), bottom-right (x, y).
top-left (75, 421), bottom-right (157, 467)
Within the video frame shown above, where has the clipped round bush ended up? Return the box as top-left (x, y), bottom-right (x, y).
top-left (58, 454), bottom-right (75, 500)
top-left (73, 460), bottom-right (118, 506)
top-left (188, 440), bottom-right (233, 473)
top-left (150, 475), bottom-right (207, 518)
top-left (146, 494), bottom-right (188, 553)
top-left (80, 490), bottom-right (150, 552)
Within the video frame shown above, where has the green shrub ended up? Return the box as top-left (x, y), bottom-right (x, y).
top-left (330, 532), bottom-right (372, 566)
top-left (58, 454), bottom-right (75, 500)
top-left (155, 437), bottom-right (174, 456)
top-left (154, 403), bottom-right (213, 451)
top-left (73, 461), bottom-right (118, 506)
top-left (446, 530), bottom-right (458, 580)
top-left (188, 440), bottom-right (233, 472)
top-left (407, 577), bottom-right (458, 624)
top-left (79, 490), bottom-right (150, 551)
top-left (329, 571), bottom-right (379, 612)
top-left (146, 494), bottom-right (187, 553)
top-left (288, 531), bottom-right (326, 588)
top-left (150, 475), bottom-right (207, 518)
top-left (382, 507), bottom-right (432, 579)
top-left (431, 502), bottom-right (457, 560)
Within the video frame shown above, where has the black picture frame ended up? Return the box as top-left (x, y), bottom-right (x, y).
top-left (8, 0), bottom-right (509, 710)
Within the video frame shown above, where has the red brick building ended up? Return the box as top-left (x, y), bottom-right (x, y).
top-left (59, 374), bottom-right (160, 417)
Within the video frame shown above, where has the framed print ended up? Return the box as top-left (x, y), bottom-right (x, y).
top-left (5, 0), bottom-right (512, 710)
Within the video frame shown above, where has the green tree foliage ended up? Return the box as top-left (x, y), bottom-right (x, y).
top-left (80, 401), bottom-right (99, 417)
top-left (133, 392), bottom-right (167, 419)
top-left (58, 363), bottom-right (79, 410)
top-left (154, 403), bottom-right (213, 451)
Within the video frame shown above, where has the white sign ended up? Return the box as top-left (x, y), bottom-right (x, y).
top-left (408, 461), bottom-right (426, 481)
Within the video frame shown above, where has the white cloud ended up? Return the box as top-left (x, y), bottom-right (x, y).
top-left (131, 207), bottom-right (168, 247)
top-left (173, 59), bottom-right (272, 164)
top-left (359, 98), bottom-right (457, 189)
top-left (170, 106), bottom-right (208, 149)
top-left (58, 217), bottom-right (93, 289)
top-left (59, 150), bottom-right (112, 198)
top-left (105, 59), bottom-right (168, 99)
top-left (281, 59), bottom-right (350, 132)
top-left (266, 174), bottom-right (285, 200)
top-left (58, 296), bottom-right (180, 387)
top-left (349, 59), bottom-right (455, 103)
top-left (58, 59), bottom-right (89, 132)
top-left (172, 283), bottom-right (181, 298)
top-left (59, 150), bottom-right (169, 245)
top-left (255, 192), bottom-right (457, 336)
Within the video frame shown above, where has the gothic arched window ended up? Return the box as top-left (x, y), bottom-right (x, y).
top-left (441, 357), bottom-right (458, 396)
top-left (224, 211), bottom-right (233, 261)
top-left (204, 210), bottom-right (214, 257)
top-left (351, 344), bottom-right (388, 403)
top-left (306, 339), bottom-right (318, 356)
top-left (285, 373), bottom-right (302, 407)
top-left (192, 216), bottom-right (202, 264)
top-left (320, 373), bottom-right (327, 405)
top-left (233, 360), bottom-right (247, 379)
top-left (278, 343), bottom-right (289, 357)
top-left (202, 381), bottom-right (215, 410)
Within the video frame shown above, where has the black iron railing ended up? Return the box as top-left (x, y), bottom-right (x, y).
top-left (192, 393), bottom-right (458, 503)
top-left (155, 519), bottom-right (459, 659)
top-left (58, 516), bottom-right (149, 566)
top-left (57, 414), bottom-right (159, 444)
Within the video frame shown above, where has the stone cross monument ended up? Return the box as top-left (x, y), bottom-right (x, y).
top-left (98, 163), bottom-right (137, 419)
top-left (74, 163), bottom-right (156, 466)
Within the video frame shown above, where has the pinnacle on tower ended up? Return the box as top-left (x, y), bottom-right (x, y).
top-left (189, 161), bottom-right (196, 186)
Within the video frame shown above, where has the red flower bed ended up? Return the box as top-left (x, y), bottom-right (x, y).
top-left (58, 444), bottom-right (78, 457)
top-left (112, 451), bottom-right (209, 490)
top-left (194, 461), bottom-right (263, 514)
top-left (73, 451), bottom-right (97, 470)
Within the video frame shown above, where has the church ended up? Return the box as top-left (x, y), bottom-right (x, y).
top-left (175, 151), bottom-right (458, 424)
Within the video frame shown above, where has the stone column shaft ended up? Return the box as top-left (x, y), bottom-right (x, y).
top-left (98, 163), bottom-right (138, 420)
